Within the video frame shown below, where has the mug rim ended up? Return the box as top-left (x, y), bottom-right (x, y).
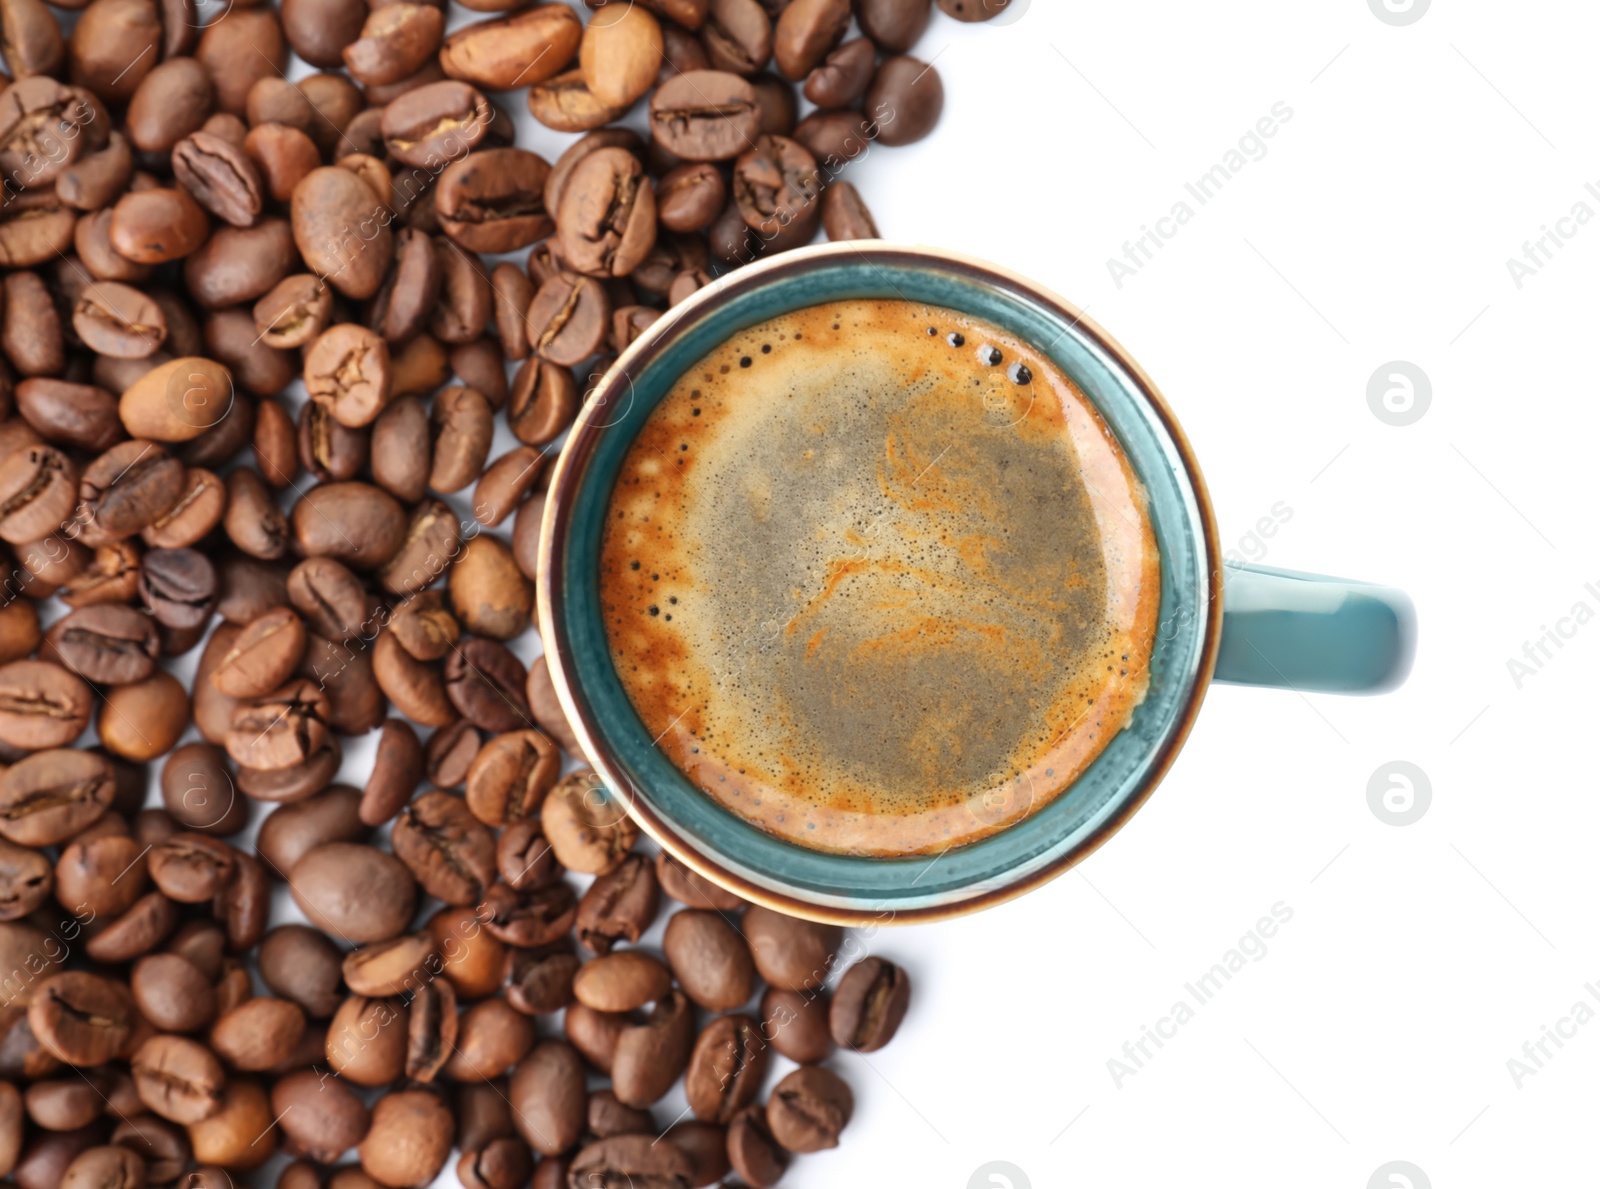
top-left (538, 241), bottom-right (1225, 925)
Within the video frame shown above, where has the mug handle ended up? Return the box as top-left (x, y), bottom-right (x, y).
top-left (1214, 562), bottom-right (1417, 694)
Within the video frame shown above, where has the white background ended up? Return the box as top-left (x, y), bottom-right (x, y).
top-left (151, 1), bottom-right (1597, 1186)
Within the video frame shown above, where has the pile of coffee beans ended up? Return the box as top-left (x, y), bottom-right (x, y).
top-left (0, 0), bottom-right (1004, 1183)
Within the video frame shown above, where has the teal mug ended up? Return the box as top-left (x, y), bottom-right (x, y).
top-left (538, 243), bottom-right (1415, 924)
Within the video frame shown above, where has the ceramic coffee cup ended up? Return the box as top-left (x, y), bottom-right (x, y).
top-left (538, 243), bottom-right (1416, 924)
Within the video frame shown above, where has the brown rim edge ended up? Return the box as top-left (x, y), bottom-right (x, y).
top-left (538, 241), bottom-right (1226, 927)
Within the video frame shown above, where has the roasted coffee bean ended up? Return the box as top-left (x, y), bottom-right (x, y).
top-left (576, 853), bottom-right (658, 953)
top-left (25, 1076), bottom-right (105, 1132)
top-left (726, 1103), bottom-right (787, 1187)
top-left (0, 660), bottom-right (91, 749)
top-left (130, 953), bottom-right (215, 1035)
top-left (579, 2), bottom-right (662, 108)
top-left (15, 380), bottom-right (123, 455)
top-left (685, 1014), bottom-right (769, 1123)
top-left (0, 838), bottom-right (51, 921)
top-left (430, 239), bottom-right (493, 344)
top-left (246, 123), bottom-right (322, 205)
top-left (72, 282), bottom-right (167, 359)
top-left (650, 72), bottom-right (761, 162)
top-left (256, 785), bottom-right (364, 877)
top-left (703, 0), bottom-right (772, 75)
top-left (502, 945), bottom-right (578, 1015)
top-left (525, 655), bottom-right (581, 755)
top-left (171, 133), bottom-right (264, 229)
top-left (528, 69), bottom-right (626, 132)
top-left (78, 440), bottom-right (185, 545)
top-left (211, 606), bottom-right (305, 698)
top-left (480, 880), bottom-right (576, 949)
top-left (225, 678), bottom-right (331, 770)
top-left (541, 769), bottom-right (638, 875)
top-left (524, 272), bottom-right (610, 367)
top-left (773, 0), bottom-right (849, 79)
top-left (658, 163), bottom-right (728, 232)
top-left (733, 133), bottom-right (820, 235)
top-left (573, 950), bottom-right (672, 1013)
top-left (383, 81), bottom-right (493, 167)
top-left (938, 0), bottom-right (1006, 17)
top-left (220, 467), bottom-right (292, 560)
top-left (271, 1068), bottom-right (369, 1164)
top-left (743, 905), bottom-right (840, 992)
top-left (427, 385), bottom-right (493, 493)
top-left (29, 972), bottom-right (136, 1066)
top-left (439, 5), bottom-right (582, 91)
top-left (43, 605), bottom-right (158, 685)
top-left (157, 743), bottom-right (243, 835)
top-left (392, 790), bottom-right (496, 905)
top-left (821, 179), bottom-right (879, 240)
top-left (298, 401), bottom-right (369, 483)
top-left (373, 228), bottom-right (440, 345)
top-left (427, 719), bottom-right (482, 788)
top-left (372, 631), bottom-right (455, 727)
top-left (857, 0), bottom-right (930, 51)
top-left (342, 932), bottom-right (435, 999)
top-left (0, 445), bottom-right (78, 545)
top-left (285, 558), bottom-right (368, 643)
top-left (611, 989), bottom-right (694, 1107)
top-left (804, 36), bottom-right (875, 107)
top-left (368, 394), bottom-right (431, 503)
top-left (664, 909), bottom-right (755, 1011)
top-left (97, 667), bottom-right (189, 759)
top-left (490, 263), bottom-right (534, 361)
top-left (865, 54), bottom-right (943, 145)
top-left (569, 1135), bottom-right (692, 1189)
top-left (0, 749), bottom-right (115, 846)
top-left (108, 188), bottom-right (210, 265)
top-left (360, 718), bottom-right (423, 826)
top-left (390, 589), bottom-right (460, 661)
top-left (141, 466), bottom-right (227, 549)
top-left (611, 304), bottom-right (661, 352)
top-left (444, 637), bottom-right (531, 731)
top-left (664, 1121), bottom-right (729, 1188)
top-left (258, 926), bottom-right (343, 1019)
top-left (342, 2), bottom-right (444, 86)
top-left (444, 996), bottom-right (534, 1080)
top-left (291, 842), bottom-right (416, 943)
top-left (462, 731), bottom-right (557, 830)
top-left (148, 833), bottom-right (236, 903)
top-left (358, 1089), bottom-right (453, 1188)
top-left (473, 447), bottom-right (544, 528)
top-left (508, 1040), bottom-right (585, 1157)
top-left (291, 167), bottom-right (393, 301)
top-left (585, 1089), bottom-right (652, 1141)
top-left (766, 1065), bottom-right (852, 1152)
top-left (449, 535), bottom-right (533, 640)
top-left (304, 324), bottom-right (391, 429)
top-left (829, 956), bottom-right (910, 1052)
top-left (376, 498), bottom-right (463, 599)
top-left (656, 850), bottom-right (745, 913)
top-left (55, 830), bottom-right (147, 918)
top-left (209, 997), bottom-right (305, 1071)
top-left (254, 276), bottom-right (331, 351)
top-left (558, 148), bottom-right (656, 276)
top-left (280, 0), bottom-right (364, 67)
top-left (458, 1136), bottom-right (532, 1189)
top-left (139, 548), bottom-right (218, 630)
top-left (436, 148), bottom-right (553, 255)
top-left (291, 481), bottom-right (406, 570)
top-left (185, 1078), bottom-right (277, 1169)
